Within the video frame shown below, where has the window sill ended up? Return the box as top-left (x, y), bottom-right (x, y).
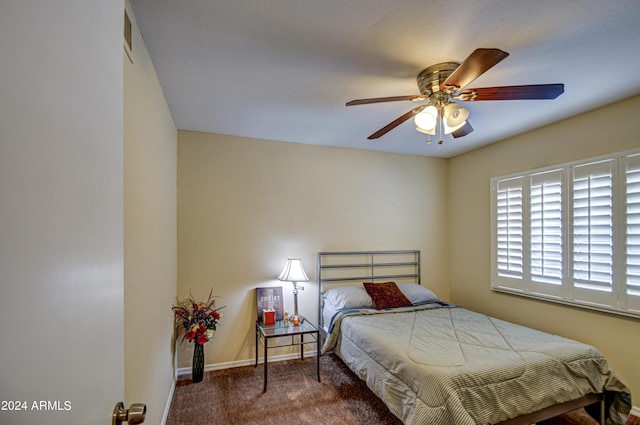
top-left (492, 286), bottom-right (640, 320)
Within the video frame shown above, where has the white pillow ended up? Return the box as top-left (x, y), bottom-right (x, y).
top-left (324, 286), bottom-right (373, 310)
top-left (397, 283), bottom-right (440, 305)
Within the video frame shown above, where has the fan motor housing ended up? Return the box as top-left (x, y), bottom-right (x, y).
top-left (416, 62), bottom-right (459, 95)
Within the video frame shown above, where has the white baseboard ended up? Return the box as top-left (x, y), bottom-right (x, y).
top-left (631, 406), bottom-right (640, 418)
top-left (176, 350), bottom-right (318, 377)
top-left (160, 378), bottom-right (175, 425)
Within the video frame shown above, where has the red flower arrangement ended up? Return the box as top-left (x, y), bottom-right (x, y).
top-left (173, 290), bottom-right (225, 345)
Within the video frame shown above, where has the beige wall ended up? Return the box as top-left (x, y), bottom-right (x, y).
top-left (448, 95), bottom-right (640, 398)
top-left (177, 131), bottom-right (450, 368)
top-left (124, 2), bottom-right (177, 424)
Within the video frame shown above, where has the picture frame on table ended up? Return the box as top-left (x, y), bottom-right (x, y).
top-left (256, 287), bottom-right (284, 324)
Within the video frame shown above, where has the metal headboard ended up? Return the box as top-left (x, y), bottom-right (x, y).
top-left (317, 250), bottom-right (421, 338)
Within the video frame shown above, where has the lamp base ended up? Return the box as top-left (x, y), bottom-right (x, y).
top-left (290, 315), bottom-right (305, 326)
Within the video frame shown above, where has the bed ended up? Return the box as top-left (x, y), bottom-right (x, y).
top-left (318, 250), bottom-right (632, 425)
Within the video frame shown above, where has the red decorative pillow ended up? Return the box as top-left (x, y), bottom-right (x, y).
top-left (362, 282), bottom-right (412, 310)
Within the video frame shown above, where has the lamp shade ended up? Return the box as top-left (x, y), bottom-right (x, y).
top-left (415, 126), bottom-right (436, 136)
top-left (443, 119), bottom-right (466, 134)
top-left (414, 105), bottom-right (438, 132)
top-left (278, 258), bottom-right (309, 282)
top-left (443, 102), bottom-right (469, 129)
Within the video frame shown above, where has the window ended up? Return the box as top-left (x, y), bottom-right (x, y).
top-left (624, 154), bottom-right (640, 312)
top-left (531, 170), bottom-right (563, 286)
top-left (491, 149), bottom-right (640, 318)
top-left (496, 177), bottom-right (523, 280)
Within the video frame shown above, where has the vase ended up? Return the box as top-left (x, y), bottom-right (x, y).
top-left (192, 343), bottom-right (204, 383)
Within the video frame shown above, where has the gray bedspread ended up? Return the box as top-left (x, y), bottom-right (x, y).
top-left (322, 303), bottom-right (631, 425)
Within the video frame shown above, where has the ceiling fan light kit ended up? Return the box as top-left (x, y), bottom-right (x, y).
top-left (414, 105), bottom-right (438, 133)
top-left (444, 102), bottom-right (469, 128)
top-left (347, 48), bottom-right (564, 145)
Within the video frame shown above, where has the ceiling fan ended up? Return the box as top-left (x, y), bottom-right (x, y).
top-left (347, 48), bottom-right (564, 144)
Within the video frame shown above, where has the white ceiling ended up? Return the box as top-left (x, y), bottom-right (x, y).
top-left (130, 0), bottom-right (640, 158)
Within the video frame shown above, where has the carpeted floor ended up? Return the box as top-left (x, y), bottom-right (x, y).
top-left (167, 354), bottom-right (638, 425)
top-left (167, 353), bottom-right (400, 425)
top-left (538, 407), bottom-right (640, 425)
top-left (625, 414), bottom-right (640, 425)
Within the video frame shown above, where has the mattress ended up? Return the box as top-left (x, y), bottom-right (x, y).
top-left (322, 303), bottom-right (631, 425)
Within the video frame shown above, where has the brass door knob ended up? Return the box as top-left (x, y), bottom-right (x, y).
top-left (112, 401), bottom-right (146, 425)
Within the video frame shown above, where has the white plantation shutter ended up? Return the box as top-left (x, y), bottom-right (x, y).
top-left (496, 177), bottom-right (524, 280)
top-left (530, 170), bottom-right (563, 285)
top-left (492, 148), bottom-right (640, 319)
top-left (625, 154), bottom-right (640, 311)
top-left (572, 160), bottom-right (614, 294)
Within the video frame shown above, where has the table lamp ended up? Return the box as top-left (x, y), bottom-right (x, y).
top-left (278, 258), bottom-right (309, 319)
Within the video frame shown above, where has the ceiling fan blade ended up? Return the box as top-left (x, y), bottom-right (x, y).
top-left (440, 48), bottom-right (509, 92)
top-left (452, 121), bottom-right (473, 138)
top-left (456, 84), bottom-right (564, 101)
top-left (367, 105), bottom-right (426, 139)
top-left (346, 94), bottom-right (427, 106)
